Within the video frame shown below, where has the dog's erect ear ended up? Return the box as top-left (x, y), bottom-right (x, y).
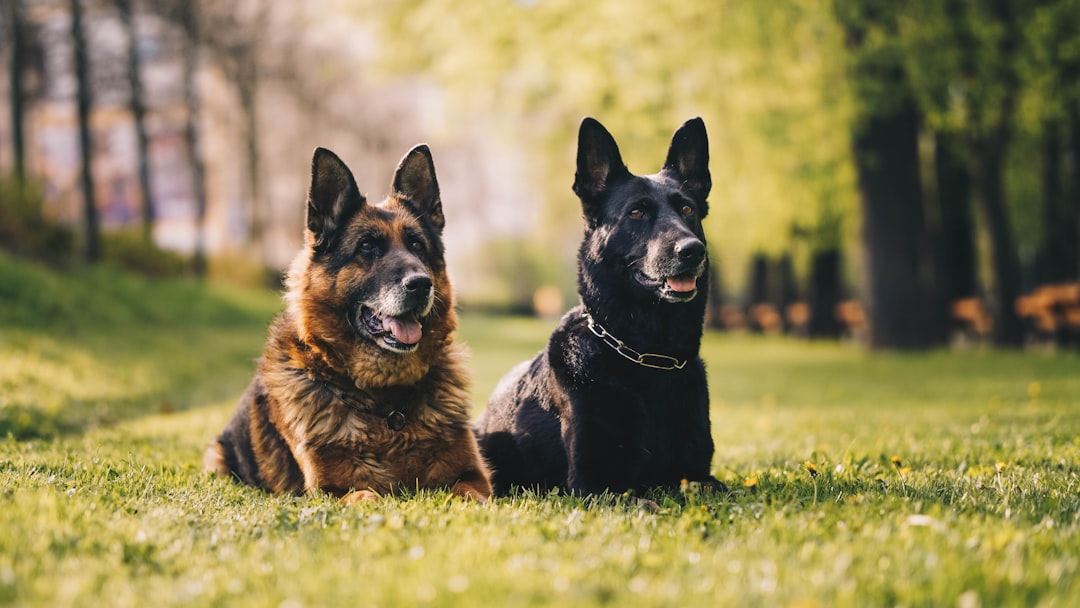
top-left (307, 147), bottom-right (365, 252)
top-left (663, 117), bottom-right (712, 215)
top-left (573, 118), bottom-right (630, 212)
top-left (391, 144), bottom-right (444, 233)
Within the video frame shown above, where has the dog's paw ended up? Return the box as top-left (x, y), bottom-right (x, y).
top-left (340, 489), bottom-right (381, 505)
top-left (451, 481), bottom-right (492, 503)
top-left (702, 478), bottom-right (729, 494)
top-left (635, 497), bottom-right (661, 512)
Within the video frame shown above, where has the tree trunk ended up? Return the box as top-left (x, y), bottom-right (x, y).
top-left (934, 131), bottom-right (978, 301)
top-left (1073, 111), bottom-right (1080, 280)
top-left (777, 253), bottom-right (798, 333)
top-left (116, 0), bottom-right (155, 243)
top-left (973, 128), bottom-right (1023, 346)
top-left (6, 0), bottom-right (27, 182)
top-left (1043, 120), bottom-right (1060, 287)
top-left (853, 94), bottom-right (939, 349)
top-left (746, 253), bottom-right (770, 333)
top-left (808, 248), bottom-right (843, 339)
top-left (704, 248), bottom-right (727, 330)
top-left (70, 0), bottom-right (100, 262)
top-left (181, 2), bottom-right (207, 277)
top-left (967, 0), bottom-right (1024, 347)
top-left (238, 58), bottom-right (263, 264)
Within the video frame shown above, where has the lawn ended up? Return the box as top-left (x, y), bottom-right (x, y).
top-left (2, 254), bottom-right (1079, 607)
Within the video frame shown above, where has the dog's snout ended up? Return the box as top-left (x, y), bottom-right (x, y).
top-left (403, 274), bottom-right (433, 295)
top-left (675, 238), bottom-right (706, 265)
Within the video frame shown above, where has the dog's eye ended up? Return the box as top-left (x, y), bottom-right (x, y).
top-left (359, 239), bottom-right (380, 256)
top-left (409, 239), bottom-right (425, 253)
top-left (628, 207), bottom-right (645, 219)
top-left (681, 204), bottom-right (695, 217)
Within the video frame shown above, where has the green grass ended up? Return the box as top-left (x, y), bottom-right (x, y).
top-left (2, 255), bottom-right (1080, 606)
top-left (0, 252), bottom-right (279, 438)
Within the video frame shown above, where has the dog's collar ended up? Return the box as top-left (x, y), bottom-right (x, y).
top-left (583, 311), bottom-right (688, 371)
top-left (305, 372), bottom-right (408, 431)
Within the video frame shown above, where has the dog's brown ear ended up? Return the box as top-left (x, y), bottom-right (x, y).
top-left (307, 147), bottom-right (365, 252)
top-left (391, 145), bottom-right (444, 233)
top-left (573, 118), bottom-right (629, 217)
top-left (663, 117), bottom-right (711, 216)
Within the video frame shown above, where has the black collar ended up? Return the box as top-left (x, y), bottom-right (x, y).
top-left (583, 311), bottom-right (688, 371)
top-left (305, 373), bottom-right (408, 431)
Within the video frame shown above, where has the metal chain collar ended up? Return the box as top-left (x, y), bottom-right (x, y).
top-left (584, 312), bottom-right (688, 371)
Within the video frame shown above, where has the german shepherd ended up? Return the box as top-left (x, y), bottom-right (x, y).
top-left (474, 118), bottom-right (723, 496)
top-left (204, 146), bottom-right (492, 503)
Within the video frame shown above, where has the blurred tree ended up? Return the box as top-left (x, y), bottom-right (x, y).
top-left (178, 0), bottom-right (208, 277)
top-left (70, 0), bottom-right (101, 262)
top-left (966, 0), bottom-right (1025, 346)
top-left (372, 0), bottom-right (857, 310)
top-left (836, 0), bottom-right (942, 349)
top-left (115, 0), bottom-right (154, 243)
top-left (932, 132), bottom-right (977, 304)
top-left (197, 1), bottom-right (269, 264)
top-left (1029, 0), bottom-right (1080, 283)
top-left (5, 0), bottom-right (28, 182)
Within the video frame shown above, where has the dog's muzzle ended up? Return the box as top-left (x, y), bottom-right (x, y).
top-left (355, 273), bottom-right (434, 353)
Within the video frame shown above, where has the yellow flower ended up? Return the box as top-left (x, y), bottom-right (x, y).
top-left (1027, 382), bottom-right (1041, 400)
top-left (995, 461), bottom-right (1007, 472)
top-left (890, 456), bottom-right (903, 468)
top-left (743, 476), bottom-right (759, 489)
top-left (804, 461), bottom-right (819, 478)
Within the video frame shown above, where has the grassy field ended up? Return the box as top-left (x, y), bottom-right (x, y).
top-left (2, 254), bottom-right (1080, 607)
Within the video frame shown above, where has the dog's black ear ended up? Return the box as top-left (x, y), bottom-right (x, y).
top-left (573, 118), bottom-right (629, 214)
top-left (307, 148), bottom-right (365, 252)
top-left (663, 117), bottom-right (711, 216)
top-left (391, 144), bottom-right (444, 233)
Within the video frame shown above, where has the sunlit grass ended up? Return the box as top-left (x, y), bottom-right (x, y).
top-left (2, 257), bottom-right (1080, 606)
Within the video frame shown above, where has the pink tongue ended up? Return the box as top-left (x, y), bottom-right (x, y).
top-left (666, 275), bottom-right (697, 293)
top-left (384, 316), bottom-right (422, 345)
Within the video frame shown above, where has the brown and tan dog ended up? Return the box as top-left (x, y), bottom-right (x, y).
top-left (204, 146), bottom-right (491, 503)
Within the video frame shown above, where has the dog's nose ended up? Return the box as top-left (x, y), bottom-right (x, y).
top-left (403, 274), bottom-right (433, 294)
top-left (675, 238), bottom-right (706, 265)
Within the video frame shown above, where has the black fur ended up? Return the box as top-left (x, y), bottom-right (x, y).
top-left (474, 117), bottom-right (723, 496)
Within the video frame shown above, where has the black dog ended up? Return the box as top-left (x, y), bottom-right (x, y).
top-left (474, 117), bottom-right (723, 496)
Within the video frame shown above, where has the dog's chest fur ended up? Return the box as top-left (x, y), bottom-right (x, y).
top-left (255, 318), bottom-right (472, 490)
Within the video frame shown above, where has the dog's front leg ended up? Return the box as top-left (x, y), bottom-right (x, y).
top-left (294, 442), bottom-right (391, 503)
top-left (426, 429), bottom-right (493, 502)
top-left (563, 416), bottom-right (640, 496)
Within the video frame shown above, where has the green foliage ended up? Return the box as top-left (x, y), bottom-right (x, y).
top-left (0, 177), bottom-right (76, 267)
top-left (2, 306), bottom-right (1080, 605)
top-left (101, 231), bottom-right (188, 279)
top-left (371, 0), bottom-right (859, 278)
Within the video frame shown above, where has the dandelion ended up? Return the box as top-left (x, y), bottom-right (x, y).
top-left (804, 461), bottom-right (820, 504)
top-left (892, 456), bottom-right (910, 492)
top-left (1027, 381), bottom-right (1041, 400)
top-left (743, 476), bottom-right (759, 489)
top-left (995, 461), bottom-right (1007, 473)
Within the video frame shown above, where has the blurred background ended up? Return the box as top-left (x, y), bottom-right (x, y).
top-left (2, 0), bottom-right (1079, 351)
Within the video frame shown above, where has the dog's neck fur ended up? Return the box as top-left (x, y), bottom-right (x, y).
top-left (577, 256), bottom-right (708, 358)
